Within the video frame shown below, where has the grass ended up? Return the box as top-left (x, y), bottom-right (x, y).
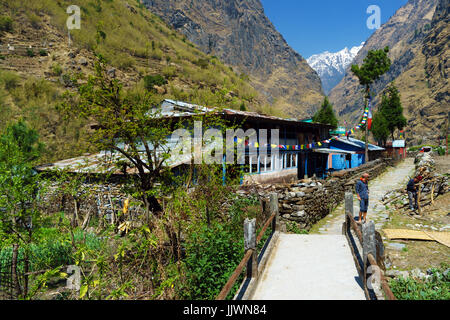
top-left (389, 264), bottom-right (450, 300)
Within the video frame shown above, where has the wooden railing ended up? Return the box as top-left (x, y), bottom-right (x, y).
top-left (216, 193), bottom-right (280, 300)
top-left (342, 191), bottom-right (396, 300)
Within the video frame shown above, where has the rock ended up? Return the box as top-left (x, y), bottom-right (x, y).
top-left (78, 57), bottom-right (88, 66)
top-left (292, 210), bottom-right (306, 218)
top-left (386, 242), bottom-right (406, 251)
top-left (292, 205), bottom-right (305, 211)
top-left (411, 268), bottom-right (426, 279)
top-left (107, 68), bottom-right (116, 78)
top-left (385, 270), bottom-right (409, 279)
top-left (68, 52), bottom-right (76, 58)
top-left (125, 2), bottom-right (137, 14)
top-left (295, 192), bottom-right (305, 198)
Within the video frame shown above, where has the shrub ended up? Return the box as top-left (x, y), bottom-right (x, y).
top-left (0, 16), bottom-right (13, 33)
top-left (39, 49), bottom-right (48, 56)
top-left (26, 48), bottom-right (35, 57)
top-left (389, 266), bottom-right (450, 300)
top-left (193, 58), bottom-right (209, 69)
top-left (436, 146), bottom-right (445, 156)
top-left (52, 63), bottom-right (63, 76)
top-left (183, 222), bottom-right (244, 300)
top-left (143, 74), bottom-right (167, 92)
top-left (0, 71), bottom-right (20, 91)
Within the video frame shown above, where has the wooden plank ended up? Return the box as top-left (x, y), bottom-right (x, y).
top-left (256, 213), bottom-right (276, 243)
top-left (216, 250), bottom-right (253, 300)
top-left (367, 253), bottom-right (396, 300)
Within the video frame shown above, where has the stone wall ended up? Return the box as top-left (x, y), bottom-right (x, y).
top-left (40, 158), bottom-right (393, 231)
top-left (239, 158), bottom-right (393, 231)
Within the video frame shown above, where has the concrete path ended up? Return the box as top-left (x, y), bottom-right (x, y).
top-left (250, 159), bottom-right (415, 300)
top-left (313, 158), bottom-right (415, 235)
top-left (251, 234), bottom-right (366, 300)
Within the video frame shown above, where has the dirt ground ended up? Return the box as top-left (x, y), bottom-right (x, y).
top-left (435, 155), bottom-right (450, 175)
top-left (383, 157), bottom-right (450, 271)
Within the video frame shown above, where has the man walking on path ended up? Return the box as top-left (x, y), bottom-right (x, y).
top-left (356, 173), bottom-right (370, 224)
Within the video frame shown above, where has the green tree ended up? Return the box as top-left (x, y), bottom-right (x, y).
top-left (379, 83), bottom-right (407, 141)
top-left (60, 56), bottom-right (174, 216)
top-left (371, 111), bottom-right (390, 146)
top-left (312, 97), bottom-right (338, 128)
top-left (0, 120), bottom-right (45, 298)
top-left (351, 47), bottom-right (391, 162)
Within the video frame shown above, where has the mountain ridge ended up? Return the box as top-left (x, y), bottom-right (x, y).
top-left (142, 0), bottom-right (325, 118)
top-left (307, 43), bottom-right (364, 94)
top-left (329, 0), bottom-right (447, 145)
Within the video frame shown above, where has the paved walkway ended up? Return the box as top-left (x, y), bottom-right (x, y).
top-left (313, 158), bottom-right (415, 235)
top-left (250, 159), bottom-right (415, 300)
top-left (251, 234), bottom-right (366, 300)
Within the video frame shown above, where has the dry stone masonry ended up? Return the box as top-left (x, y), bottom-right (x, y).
top-left (239, 159), bottom-right (394, 231)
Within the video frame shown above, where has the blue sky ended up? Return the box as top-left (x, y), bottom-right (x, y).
top-left (260, 0), bottom-right (408, 58)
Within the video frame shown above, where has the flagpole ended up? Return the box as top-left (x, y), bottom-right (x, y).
top-left (365, 89), bottom-right (370, 163)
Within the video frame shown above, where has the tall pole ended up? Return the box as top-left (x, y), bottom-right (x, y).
top-left (365, 87), bottom-right (370, 163)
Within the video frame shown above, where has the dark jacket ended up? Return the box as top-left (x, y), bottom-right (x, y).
top-left (356, 179), bottom-right (369, 199)
top-left (407, 178), bottom-right (416, 192)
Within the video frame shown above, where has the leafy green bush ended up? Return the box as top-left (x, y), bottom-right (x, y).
top-left (436, 146), bottom-right (445, 156)
top-left (183, 222), bottom-right (244, 300)
top-left (389, 266), bottom-right (450, 300)
top-left (0, 228), bottom-right (104, 273)
top-left (26, 48), bottom-right (35, 57)
top-left (143, 74), bottom-right (167, 92)
top-left (193, 58), bottom-right (209, 69)
top-left (0, 15), bottom-right (13, 33)
top-left (0, 71), bottom-right (20, 91)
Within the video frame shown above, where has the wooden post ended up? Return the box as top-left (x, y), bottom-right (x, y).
top-left (417, 183), bottom-right (422, 215)
top-left (431, 183), bottom-right (435, 205)
top-left (345, 191), bottom-right (354, 218)
top-left (269, 193), bottom-right (280, 232)
top-left (362, 221), bottom-right (376, 264)
top-left (244, 218), bottom-right (258, 279)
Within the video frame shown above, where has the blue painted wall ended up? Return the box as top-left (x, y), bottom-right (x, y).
top-left (329, 140), bottom-right (366, 170)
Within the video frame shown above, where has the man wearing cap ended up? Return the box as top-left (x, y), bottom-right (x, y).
top-left (355, 173), bottom-right (370, 224)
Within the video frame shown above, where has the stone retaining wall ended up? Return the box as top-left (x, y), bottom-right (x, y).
top-left (40, 158), bottom-right (393, 231)
top-left (240, 158), bottom-right (393, 231)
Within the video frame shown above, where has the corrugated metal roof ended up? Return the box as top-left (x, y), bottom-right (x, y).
top-left (160, 99), bottom-right (334, 129)
top-left (333, 137), bottom-right (385, 151)
top-left (313, 148), bottom-right (356, 155)
top-left (35, 149), bottom-right (193, 175)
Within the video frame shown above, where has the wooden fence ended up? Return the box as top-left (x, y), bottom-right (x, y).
top-left (342, 191), bottom-right (396, 300)
top-left (216, 193), bottom-right (280, 300)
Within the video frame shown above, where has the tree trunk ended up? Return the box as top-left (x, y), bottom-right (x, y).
top-left (12, 244), bottom-right (22, 298)
top-left (73, 198), bottom-right (80, 228)
top-left (24, 248), bottom-right (29, 297)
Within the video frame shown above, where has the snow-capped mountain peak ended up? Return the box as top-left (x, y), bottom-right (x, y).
top-left (307, 42), bottom-right (364, 94)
